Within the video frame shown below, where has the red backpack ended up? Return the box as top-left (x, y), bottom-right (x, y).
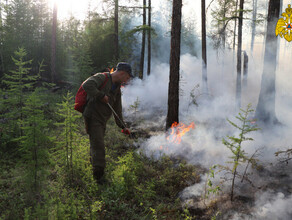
top-left (74, 73), bottom-right (109, 113)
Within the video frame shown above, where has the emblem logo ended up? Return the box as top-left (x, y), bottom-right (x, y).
top-left (276, 4), bottom-right (292, 42)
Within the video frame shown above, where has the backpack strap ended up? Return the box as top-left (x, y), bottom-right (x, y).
top-left (99, 73), bottom-right (109, 90)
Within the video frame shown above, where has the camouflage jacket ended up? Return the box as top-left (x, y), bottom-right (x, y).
top-left (82, 72), bottom-right (125, 128)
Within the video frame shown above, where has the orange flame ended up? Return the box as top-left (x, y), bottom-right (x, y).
top-left (110, 68), bottom-right (114, 73)
top-left (166, 122), bottom-right (195, 144)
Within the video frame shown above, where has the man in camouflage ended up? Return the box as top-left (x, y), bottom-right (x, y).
top-left (82, 62), bottom-right (132, 183)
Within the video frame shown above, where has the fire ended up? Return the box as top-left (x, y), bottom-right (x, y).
top-left (159, 145), bottom-right (169, 151)
top-left (110, 68), bottom-right (114, 73)
top-left (167, 122), bottom-right (195, 144)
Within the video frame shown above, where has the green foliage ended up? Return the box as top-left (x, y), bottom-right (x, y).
top-left (0, 47), bottom-right (40, 147)
top-left (181, 18), bottom-right (199, 57)
top-left (210, 0), bottom-right (238, 49)
top-left (222, 104), bottom-right (260, 201)
top-left (1, 109), bottom-right (200, 219)
top-left (2, 0), bottom-right (51, 74)
top-left (181, 207), bottom-right (194, 220)
top-left (91, 200), bottom-right (104, 216)
top-left (149, 207), bottom-right (158, 220)
top-left (211, 211), bottom-right (222, 220)
top-left (129, 96), bottom-right (141, 118)
top-left (63, 16), bottom-right (95, 87)
top-left (203, 165), bottom-right (221, 205)
top-left (111, 151), bottom-right (141, 198)
top-left (16, 88), bottom-right (51, 204)
top-left (1, 84), bottom-right (202, 220)
top-left (84, 15), bottom-right (117, 70)
top-left (55, 91), bottom-right (81, 183)
top-left (127, 25), bottom-right (156, 36)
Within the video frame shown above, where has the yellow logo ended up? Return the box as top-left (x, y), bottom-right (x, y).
top-left (276, 4), bottom-right (292, 42)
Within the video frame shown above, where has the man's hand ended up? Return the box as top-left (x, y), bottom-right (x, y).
top-left (121, 128), bottom-right (131, 135)
top-left (101, 95), bottom-right (109, 104)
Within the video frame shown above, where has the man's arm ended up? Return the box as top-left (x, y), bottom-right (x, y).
top-left (82, 74), bottom-right (106, 101)
top-left (112, 88), bottom-right (126, 129)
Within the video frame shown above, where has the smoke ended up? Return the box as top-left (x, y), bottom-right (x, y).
top-left (251, 192), bottom-right (292, 220)
top-left (123, 51), bottom-right (237, 120)
top-left (121, 47), bottom-right (292, 219)
top-left (232, 191), bottom-right (292, 220)
top-left (120, 1), bottom-right (292, 218)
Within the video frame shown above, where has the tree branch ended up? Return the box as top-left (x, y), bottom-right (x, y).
top-left (275, 148), bottom-right (292, 164)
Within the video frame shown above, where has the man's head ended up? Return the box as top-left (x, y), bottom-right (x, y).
top-left (113, 62), bottom-right (133, 84)
top-left (116, 62), bottom-right (133, 77)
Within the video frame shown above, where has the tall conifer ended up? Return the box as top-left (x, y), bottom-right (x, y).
top-left (1, 48), bottom-right (39, 141)
top-left (17, 89), bottom-right (50, 197)
top-left (55, 92), bottom-right (79, 182)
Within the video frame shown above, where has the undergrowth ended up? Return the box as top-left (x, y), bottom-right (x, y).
top-left (0, 92), bottom-right (201, 220)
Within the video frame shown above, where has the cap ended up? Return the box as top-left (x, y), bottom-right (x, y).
top-left (116, 62), bottom-right (133, 77)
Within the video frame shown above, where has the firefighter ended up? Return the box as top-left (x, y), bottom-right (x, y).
top-left (82, 62), bottom-right (133, 183)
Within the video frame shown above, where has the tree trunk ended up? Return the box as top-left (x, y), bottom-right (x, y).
top-left (255, 0), bottom-right (280, 124)
top-left (201, 0), bottom-right (208, 94)
top-left (51, 2), bottom-right (57, 83)
top-left (233, 0), bottom-right (238, 51)
top-left (236, 0), bottom-right (244, 108)
top-left (242, 51), bottom-right (248, 89)
top-left (0, 0), bottom-right (4, 76)
top-left (147, 0), bottom-right (151, 76)
top-left (166, 0), bottom-right (182, 130)
top-left (250, 0), bottom-right (258, 53)
top-left (222, 0), bottom-right (227, 49)
top-left (139, 0), bottom-right (146, 79)
top-left (232, 0), bottom-right (238, 73)
top-left (114, 0), bottom-right (119, 60)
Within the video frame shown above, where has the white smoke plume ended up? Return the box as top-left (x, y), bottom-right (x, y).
top-left (121, 47), bottom-right (292, 219)
top-left (120, 1), bottom-right (292, 218)
top-left (232, 191), bottom-right (292, 220)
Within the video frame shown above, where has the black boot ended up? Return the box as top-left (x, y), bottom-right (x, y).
top-left (93, 167), bottom-right (106, 184)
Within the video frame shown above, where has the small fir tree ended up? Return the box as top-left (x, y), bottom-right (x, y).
top-left (222, 104), bottom-right (260, 201)
top-left (17, 89), bottom-right (51, 197)
top-left (55, 91), bottom-right (79, 183)
top-left (1, 47), bottom-right (39, 142)
top-left (129, 97), bottom-right (140, 119)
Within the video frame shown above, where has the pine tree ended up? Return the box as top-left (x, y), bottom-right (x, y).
top-left (55, 91), bottom-right (79, 182)
top-left (201, 0), bottom-right (208, 94)
top-left (166, 0), bottom-right (182, 130)
top-left (222, 104), bottom-right (260, 201)
top-left (139, 0), bottom-right (147, 79)
top-left (114, 0), bottom-right (119, 60)
top-left (147, 0), bottom-right (151, 76)
top-left (255, 0), bottom-right (280, 124)
top-left (0, 0), bottom-right (4, 77)
top-left (2, 0), bottom-right (51, 73)
top-left (17, 88), bottom-right (51, 196)
top-left (51, 2), bottom-right (57, 83)
top-left (64, 17), bottom-right (95, 86)
top-left (211, 0), bottom-right (236, 49)
top-left (1, 47), bottom-right (39, 143)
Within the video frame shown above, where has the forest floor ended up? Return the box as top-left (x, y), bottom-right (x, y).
top-left (1, 92), bottom-right (292, 220)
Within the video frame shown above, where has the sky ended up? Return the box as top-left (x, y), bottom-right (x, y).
top-left (50, 0), bottom-right (291, 51)
top-left (48, 0), bottom-right (203, 22)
